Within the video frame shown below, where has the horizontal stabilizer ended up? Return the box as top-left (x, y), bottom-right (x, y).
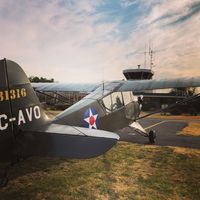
top-left (20, 124), bottom-right (119, 159)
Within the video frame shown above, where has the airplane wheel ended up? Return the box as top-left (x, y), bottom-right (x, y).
top-left (149, 130), bottom-right (156, 144)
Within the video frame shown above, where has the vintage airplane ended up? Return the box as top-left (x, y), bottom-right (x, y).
top-left (0, 58), bottom-right (200, 186)
top-left (0, 59), bottom-right (120, 185)
top-left (32, 70), bottom-right (200, 137)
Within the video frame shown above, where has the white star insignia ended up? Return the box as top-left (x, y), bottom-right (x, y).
top-left (84, 108), bottom-right (98, 129)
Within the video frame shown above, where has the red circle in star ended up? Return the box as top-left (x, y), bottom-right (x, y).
top-left (89, 116), bottom-right (95, 125)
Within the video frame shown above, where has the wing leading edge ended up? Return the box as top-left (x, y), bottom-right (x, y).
top-left (117, 77), bottom-right (200, 92)
top-left (32, 82), bottom-right (100, 93)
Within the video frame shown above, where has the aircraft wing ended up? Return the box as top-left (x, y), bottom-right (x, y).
top-left (32, 77), bottom-right (200, 94)
top-left (21, 123), bottom-right (119, 159)
top-left (32, 82), bottom-right (100, 93)
top-left (117, 77), bottom-right (200, 92)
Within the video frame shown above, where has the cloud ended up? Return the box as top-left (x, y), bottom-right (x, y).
top-left (0, 0), bottom-right (199, 83)
top-left (120, 0), bottom-right (200, 79)
top-left (169, 1), bottom-right (200, 25)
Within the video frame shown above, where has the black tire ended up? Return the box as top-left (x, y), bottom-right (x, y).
top-left (149, 130), bottom-right (156, 144)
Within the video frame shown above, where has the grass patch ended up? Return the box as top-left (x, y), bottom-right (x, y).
top-left (177, 122), bottom-right (200, 137)
top-left (1, 142), bottom-right (200, 200)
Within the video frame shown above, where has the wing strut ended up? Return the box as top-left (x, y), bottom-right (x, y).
top-left (136, 93), bottom-right (200, 120)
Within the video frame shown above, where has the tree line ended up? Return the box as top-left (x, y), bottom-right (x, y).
top-left (29, 76), bottom-right (54, 83)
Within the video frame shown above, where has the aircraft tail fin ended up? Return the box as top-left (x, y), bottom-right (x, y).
top-left (0, 59), bottom-right (48, 161)
top-left (0, 59), bottom-right (48, 132)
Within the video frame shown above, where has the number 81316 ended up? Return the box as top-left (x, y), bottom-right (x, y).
top-left (0, 88), bottom-right (27, 101)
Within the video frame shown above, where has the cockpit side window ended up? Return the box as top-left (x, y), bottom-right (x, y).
top-left (101, 92), bottom-right (124, 113)
top-left (111, 92), bottom-right (123, 111)
top-left (122, 91), bottom-right (135, 105)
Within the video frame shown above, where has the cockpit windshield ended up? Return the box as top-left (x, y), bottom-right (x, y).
top-left (101, 91), bottom-right (137, 114)
top-left (84, 81), bottom-right (123, 100)
top-left (101, 92), bottom-right (123, 113)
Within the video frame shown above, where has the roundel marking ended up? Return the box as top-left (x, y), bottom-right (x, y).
top-left (84, 107), bottom-right (99, 129)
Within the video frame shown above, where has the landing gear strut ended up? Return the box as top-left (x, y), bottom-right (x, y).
top-left (148, 130), bottom-right (156, 144)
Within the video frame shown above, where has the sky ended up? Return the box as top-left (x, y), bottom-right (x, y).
top-left (0, 0), bottom-right (200, 83)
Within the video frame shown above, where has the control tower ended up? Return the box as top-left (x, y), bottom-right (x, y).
top-left (123, 65), bottom-right (154, 80)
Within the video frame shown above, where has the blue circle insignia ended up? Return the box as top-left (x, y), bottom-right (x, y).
top-left (83, 107), bottom-right (99, 129)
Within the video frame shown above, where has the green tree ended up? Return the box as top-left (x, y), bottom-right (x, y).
top-left (29, 76), bottom-right (54, 83)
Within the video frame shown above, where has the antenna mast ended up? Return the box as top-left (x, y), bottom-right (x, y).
top-left (149, 42), bottom-right (154, 70)
top-left (144, 43), bottom-right (147, 68)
